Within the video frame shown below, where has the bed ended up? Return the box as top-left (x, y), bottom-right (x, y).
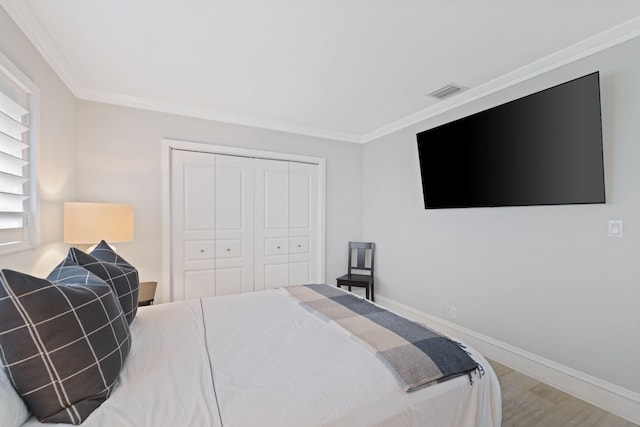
top-left (9, 286), bottom-right (500, 427)
top-left (11, 290), bottom-right (501, 427)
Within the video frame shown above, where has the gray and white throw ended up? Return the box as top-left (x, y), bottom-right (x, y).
top-left (285, 284), bottom-right (479, 392)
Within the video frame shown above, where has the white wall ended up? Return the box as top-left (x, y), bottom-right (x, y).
top-left (0, 7), bottom-right (77, 276)
top-left (363, 36), bottom-right (640, 394)
top-left (75, 101), bottom-right (363, 301)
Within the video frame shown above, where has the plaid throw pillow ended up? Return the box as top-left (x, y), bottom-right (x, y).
top-left (0, 268), bottom-right (131, 425)
top-left (62, 242), bottom-right (139, 324)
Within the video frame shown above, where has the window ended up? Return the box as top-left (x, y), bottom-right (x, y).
top-left (0, 51), bottom-right (39, 254)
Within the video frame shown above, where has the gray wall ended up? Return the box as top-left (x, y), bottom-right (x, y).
top-left (363, 36), bottom-right (640, 393)
top-left (75, 101), bottom-right (363, 300)
top-left (0, 7), bottom-right (77, 276)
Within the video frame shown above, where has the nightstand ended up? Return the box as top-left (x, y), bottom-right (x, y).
top-left (138, 281), bottom-right (157, 306)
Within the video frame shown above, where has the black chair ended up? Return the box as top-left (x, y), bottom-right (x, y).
top-left (336, 242), bottom-right (375, 301)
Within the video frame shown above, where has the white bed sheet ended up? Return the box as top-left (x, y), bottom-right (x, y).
top-left (22, 299), bottom-right (221, 427)
top-left (22, 288), bottom-right (501, 427)
top-left (203, 289), bottom-right (501, 427)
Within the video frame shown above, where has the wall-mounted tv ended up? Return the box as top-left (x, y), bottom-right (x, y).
top-left (417, 72), bottom-right (605, 209)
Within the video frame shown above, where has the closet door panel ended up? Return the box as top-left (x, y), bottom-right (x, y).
top-left (263, 166), bottom-right (289, 230)
top-left (214, 155), bottom-right (254, 294)
top-left (289, 237), bottom-right (309, 254)
top-left (265, 237), bottom-right (288, 256)
top-left (264, 264), bottom-right (289, 290)
top-left (184, 166), bottom-right (216, 230)
top-left (215, 159), bottom-right (244, 230)
top-left (171, 150), bottom-right (216, 301)
top-left (215, 267), bottom-right (244, 296)
top-left (288, 162), bottom-right (318, 285)
top-left (254, 159), bottom-right (289, 291)
top-left (185, 240), bottom-right (215, 261)
top-left (184, 269), bottom-right (216, 300)
top-left (289, 262), bottom-right (310, 286)
top-left (214, 239), bottom-right (242, 259)
top-left (288, 168), bottom-right (310, 230)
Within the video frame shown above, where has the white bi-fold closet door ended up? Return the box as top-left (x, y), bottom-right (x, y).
top-left (253, 159), bottom-right (319, 291)
top-left (170, 147), bottom-right (321, 301)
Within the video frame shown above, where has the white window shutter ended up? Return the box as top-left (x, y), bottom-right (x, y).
top-left (0, 51), bottom-right (39, 254)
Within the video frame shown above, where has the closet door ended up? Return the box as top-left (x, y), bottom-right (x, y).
top-left (254, 159), bottom-right (289, 291)
top-left (254, 159), bottom-right (319, 290)
top-left (213, 155), bottom-right (254, 295)
top-left (171, 150), bottom-right (216, 300)
top-left (171, 151), bottom-right (254, 300)
top-left (288, 162), bottom-right (318, 285)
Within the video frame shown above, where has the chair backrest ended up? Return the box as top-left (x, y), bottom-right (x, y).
top-left (347, 242), bottom-right (375, 276)
top-left (138, 281), bottom-right (157, 303)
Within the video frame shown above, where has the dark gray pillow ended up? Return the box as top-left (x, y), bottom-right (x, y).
top-left (0, 267), bottom-right (131, 425)
top-left (62, 242), bottom-right (139, 324)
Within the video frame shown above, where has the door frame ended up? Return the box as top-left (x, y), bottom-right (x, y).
top-left (161, 138), bottom-right (326, 303)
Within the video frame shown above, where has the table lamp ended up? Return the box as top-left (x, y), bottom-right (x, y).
top-left (64, 202), bottom-right (134, 251)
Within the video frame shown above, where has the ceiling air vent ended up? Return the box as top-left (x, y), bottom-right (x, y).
top-left (429, 83), bottom-right (466, 100)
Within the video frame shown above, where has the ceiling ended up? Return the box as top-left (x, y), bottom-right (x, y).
top-left (4, 0), bottom-right (640, 143)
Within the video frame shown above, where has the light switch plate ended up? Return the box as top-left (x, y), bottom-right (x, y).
top-left (608, 220), bottom-right (623, 238)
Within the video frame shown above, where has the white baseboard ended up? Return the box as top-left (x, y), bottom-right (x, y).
top-left (376, 295), bottom-right (640, 425)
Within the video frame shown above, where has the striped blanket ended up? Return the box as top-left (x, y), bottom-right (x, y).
top-left (284, 284), bottom-right (479, 392)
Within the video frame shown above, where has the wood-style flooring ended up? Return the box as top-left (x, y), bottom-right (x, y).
top-left (488, 360), bottom-right (638, 427)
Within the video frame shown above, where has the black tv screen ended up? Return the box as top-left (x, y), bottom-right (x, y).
top-left (417, 72), bottom-right (605, 209)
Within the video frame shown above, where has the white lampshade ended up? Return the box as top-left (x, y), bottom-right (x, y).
top-left (64, 202), bottom-right (134, 244)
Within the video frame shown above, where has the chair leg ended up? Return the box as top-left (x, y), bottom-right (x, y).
top-left (371, 283), bottom-right (374, 302)
top-left (365, 286), bottom-right (369, 300)
top-left (348, 286), bottom-right (352, 292)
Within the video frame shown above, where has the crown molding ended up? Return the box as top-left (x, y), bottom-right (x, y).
top-left (3, 0), bottom-right (640, 145)
top-left (79, 88), bottom-right (364, 143)
top-left (1, 0), bottom-right (364, 143)
top-left (1, 0), bottom-right (84, 96)
top-left (361, 15), bottom-right (640, 143)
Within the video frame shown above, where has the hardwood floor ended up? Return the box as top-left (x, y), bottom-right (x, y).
top-left (488, 359), bottom-right (638, 427)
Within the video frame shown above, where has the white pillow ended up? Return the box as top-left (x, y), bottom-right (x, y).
top-left (0, 367), bottom-right (29, 427)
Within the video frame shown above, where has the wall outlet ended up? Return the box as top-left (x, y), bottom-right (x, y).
top-left (608, 220), bottom-right (623, 238)
top-left (449, 305), bottom-right (457, 320)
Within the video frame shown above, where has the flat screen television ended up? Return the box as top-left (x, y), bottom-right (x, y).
top-left (417, 72), bottom-right (605, 209)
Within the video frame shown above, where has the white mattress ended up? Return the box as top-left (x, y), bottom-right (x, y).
top-left (23, 289), bottom-right (501, 427)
